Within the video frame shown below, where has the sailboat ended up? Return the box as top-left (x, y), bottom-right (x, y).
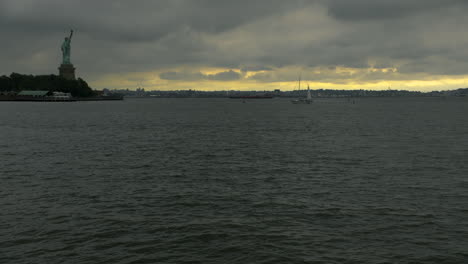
top-left (291, 76), bottom-right (312, 104)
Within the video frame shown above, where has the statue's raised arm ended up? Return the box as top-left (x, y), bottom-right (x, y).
top-left (69, 30), bottom-right (74, 41)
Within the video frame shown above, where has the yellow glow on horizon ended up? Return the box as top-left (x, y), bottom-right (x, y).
top-left (88, 66), bottom-right (468, 92)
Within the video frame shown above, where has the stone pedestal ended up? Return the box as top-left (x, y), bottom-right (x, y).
top-left (59, 64), bottom-right (76, 80)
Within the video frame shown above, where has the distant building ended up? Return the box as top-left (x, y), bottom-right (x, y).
top-left (17, 90), bottom-right (50, 97)
top-left (51, 92), bottom-right (72, 99)
top-left (94, 90), bottom-right (105, 96)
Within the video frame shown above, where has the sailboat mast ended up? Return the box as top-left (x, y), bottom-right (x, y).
top-left (298, 74), bottom-right (301, 90)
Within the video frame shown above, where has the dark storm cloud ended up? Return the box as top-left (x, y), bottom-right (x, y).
top-left (159, 70), bottom-right (241, 81)
top-left (0, 0), bottom-right (299, 42)
top-left (209, 70), bottom-right (241, 81)
top-left (240, 66), bottom-right (273, 72)
top-left (327, 0), bottom-right (466, 21)
top-left (0, 0), bottom-right (307, 76)
top-left (2, 0), bottom-right (468, 82)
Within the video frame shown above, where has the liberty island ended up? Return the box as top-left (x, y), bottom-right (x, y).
top-left (0, 29), bottom-right (122, 100)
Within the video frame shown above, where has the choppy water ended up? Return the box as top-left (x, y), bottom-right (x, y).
top-left (1, 97), bottom-right (468, 263)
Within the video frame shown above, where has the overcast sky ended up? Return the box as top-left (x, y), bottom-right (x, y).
top-left (2, 0), bottom-right (468, 91)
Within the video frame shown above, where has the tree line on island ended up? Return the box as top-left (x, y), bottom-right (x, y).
top-left (0, 73), bottom-right (94, 97)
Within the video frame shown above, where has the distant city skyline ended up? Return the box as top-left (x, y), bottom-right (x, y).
top-left (2, 0), bottom-right (468, 91)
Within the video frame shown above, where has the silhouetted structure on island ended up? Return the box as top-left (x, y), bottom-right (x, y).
top-left (59, 30), bottom-right (76, 80)
top-left (0, 30), bottom-right (124, 101)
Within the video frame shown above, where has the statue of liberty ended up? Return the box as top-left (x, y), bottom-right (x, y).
top-left (61, 30), bottom-right (74, 64)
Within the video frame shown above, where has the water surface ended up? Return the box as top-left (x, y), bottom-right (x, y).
top-left (1, 97), bottom-right (468, 263)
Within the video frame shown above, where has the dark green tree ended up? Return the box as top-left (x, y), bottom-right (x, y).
top-left (0, 73), bottom-right (94, 97)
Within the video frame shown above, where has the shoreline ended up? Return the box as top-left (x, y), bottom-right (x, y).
top-left (0, 95), bottom-right (123, 102)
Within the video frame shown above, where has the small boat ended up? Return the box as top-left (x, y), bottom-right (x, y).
top-left (291, 75), bottom-right (312, 104)
top-left (291, 87), bottom-right (312, 104)
top-left (46, 92), bottom-right (76, 101)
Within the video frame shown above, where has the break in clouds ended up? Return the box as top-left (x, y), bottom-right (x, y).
top-left (2, 0), bottom-right (468, 86)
